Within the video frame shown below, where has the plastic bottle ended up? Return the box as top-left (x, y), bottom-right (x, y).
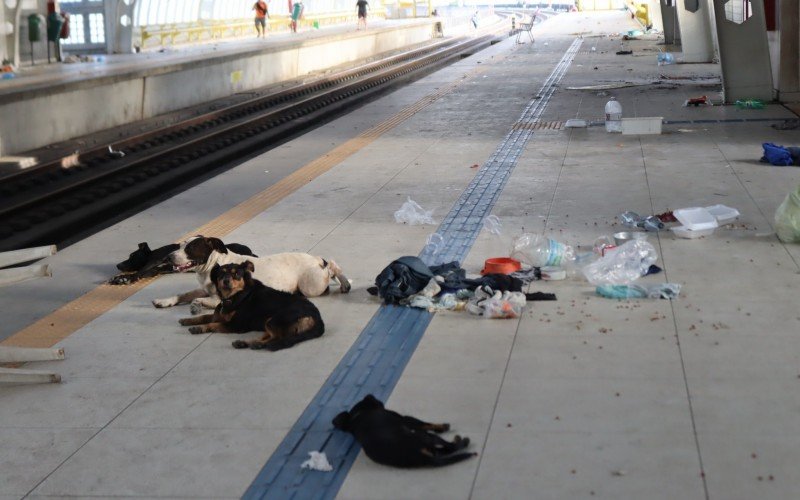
top-left (510, 233), bottom-right (575, 267)
top-left (604, 97), bottom-right (622, 133)
top-left (657, 52), bottom-right (674, 66)
top-left (734, 99), bottom-right (765, 110)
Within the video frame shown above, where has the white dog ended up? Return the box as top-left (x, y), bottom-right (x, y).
top-left (152, 236), bottom-right (350, 313)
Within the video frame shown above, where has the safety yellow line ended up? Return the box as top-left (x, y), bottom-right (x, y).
top-left (1, 77), bottom-right (470, 349)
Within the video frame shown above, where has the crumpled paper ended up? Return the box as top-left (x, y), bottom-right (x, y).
top-left (301, 451), bottom-right (333, 472)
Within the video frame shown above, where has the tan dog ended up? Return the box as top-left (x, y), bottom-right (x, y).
top-left (152, 236), bottom-right (350, 312)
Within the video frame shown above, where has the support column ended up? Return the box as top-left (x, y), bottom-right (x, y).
top-left (675, 0), bottom-right (714, 62)
top-left (1, 1), bottom-right (24, 67)
top-left (660, 0), bottom-right (680, 45)
top-left (711, 0), bottom-right (773, 102)
top-left (648, 0), bottom-right (665, 31)
top-left (106, 0), bottom-right (136, 54)
top-left (777, 0), bottom-right (800, 102)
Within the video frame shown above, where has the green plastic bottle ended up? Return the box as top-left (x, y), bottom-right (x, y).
top-left (734, 99), bottom-right (765, 109)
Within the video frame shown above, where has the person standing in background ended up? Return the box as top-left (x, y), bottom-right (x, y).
top-left (356, 0), bottom-right (369, 30)
top-left (252, 0), bottom-right (269, 37)
top-left (290, 0), bottom-right (304, 32)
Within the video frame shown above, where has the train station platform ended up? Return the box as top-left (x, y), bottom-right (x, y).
top-left (0, 16), bottom-right (455, 157)
top-left (3, 8), bottom-right (800, 500)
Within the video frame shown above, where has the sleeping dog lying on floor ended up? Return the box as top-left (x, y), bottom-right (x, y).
top-left (152, 235), bottom-right (350, 312)
top-left (110, 241), bottom-right (255, 285)
top-left (178, 261), bottom-right (324, 351)
top-left (333, 394), bottom-right (476, 468)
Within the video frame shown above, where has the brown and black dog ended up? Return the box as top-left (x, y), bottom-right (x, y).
top-left (332, 394), bottom-right (476, 468)
top-left (178, 261), bottom-right (325, 351)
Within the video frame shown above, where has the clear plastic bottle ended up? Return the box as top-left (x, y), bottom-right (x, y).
top-left (657, 52), bottom-right (674, 66)
top-left (605, 97), bottom-right (622, 133)
top-left (510, 233), bottom-right (575, 267)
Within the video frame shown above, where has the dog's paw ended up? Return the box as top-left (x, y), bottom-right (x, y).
top-left (188, 326), bottom-right (206, 335)
top-left (189, 302), bottom-right (202, 315)
top-left (340, 280), bottom-right (352, 293)
top-left (454, 436), bottom-right (470, 448)
top-left (178, 318), bottom-right (193, 326)
top-left (232, 340), bottom-right (249, 349)
top-left (153, 297), bottom-right (177, 308)
top-left (435, 423), bottom-right (450, 433)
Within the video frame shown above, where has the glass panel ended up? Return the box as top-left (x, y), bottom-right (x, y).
top-left (88, 12), bottom-right (105, 43)
top-left (63, 14), bottom-right (85, 44)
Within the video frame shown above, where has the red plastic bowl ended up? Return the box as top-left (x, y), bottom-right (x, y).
top-left (480, 257), bottom-right (522, 275)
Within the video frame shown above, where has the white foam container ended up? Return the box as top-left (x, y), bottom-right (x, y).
top-left (704, 204), bottom-right (740, 225)
top-left (565, 119), bottom-right (588, 128)
top-left (673, 207), bottom-right (719, 231)
top-left (621, 117), bottom-right (663, 135)
top-left (671, 226), bottom-right (715, 239)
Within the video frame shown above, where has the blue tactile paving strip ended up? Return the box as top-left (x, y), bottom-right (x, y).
top-left (242, 38), bottom-right (583, 500)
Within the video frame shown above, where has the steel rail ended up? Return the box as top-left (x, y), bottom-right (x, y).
top-left (0, 33), bottom-right (501, 251)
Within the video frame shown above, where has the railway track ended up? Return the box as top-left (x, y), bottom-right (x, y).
top-left (0, 32), bottom-right (504, 252)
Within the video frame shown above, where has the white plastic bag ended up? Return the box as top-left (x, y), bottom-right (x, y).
top-left (394, 197), bottom-right (435, 225)
top-left (582, 239), bottom-right (658, 285)
top-left (775, 184), bottom-right (800, 243)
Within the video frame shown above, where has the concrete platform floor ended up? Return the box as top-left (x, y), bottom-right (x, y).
top-left (2, 9), bottom-right (800, 500)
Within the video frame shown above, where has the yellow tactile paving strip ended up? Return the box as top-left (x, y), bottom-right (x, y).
top-left (1, 77), bottom-right (470, 349)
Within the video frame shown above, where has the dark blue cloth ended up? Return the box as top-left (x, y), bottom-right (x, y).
top-left (761, 143), bottom-right (794, 166)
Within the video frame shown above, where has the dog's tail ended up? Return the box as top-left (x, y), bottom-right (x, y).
top-left (428, 452), bottom-right (478, 467)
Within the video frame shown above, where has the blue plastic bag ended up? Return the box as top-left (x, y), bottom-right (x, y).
top-left (761, 143), bottom-right (794, 166)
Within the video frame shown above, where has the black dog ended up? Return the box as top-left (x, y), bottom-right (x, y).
top-left (178, 261), bottom-right (324, 351)
top-left (332, 394), bottom-right (476, 468)
top-left (110, 241), bottom-right (256, 285)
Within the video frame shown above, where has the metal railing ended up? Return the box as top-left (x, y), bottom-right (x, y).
top-left (134, 11), bottom-right (387, 49)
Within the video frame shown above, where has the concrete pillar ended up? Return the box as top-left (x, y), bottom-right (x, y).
top-left (660, 0), bottom-right (680, 45)
top-left (648, 0), bottom-right (664, 31)
top-left (2, 1), bottom-right (25, 67)
top-left (675, 0), bottom-right (714, 62)
top-left (711, 0), bottom-right (773, 103)
top-left (777, 0), bottom-right (800, 101)
top-left (106, 0), bottom-right (136, 54)
top-left (0, 4), bottom-right (6, 62)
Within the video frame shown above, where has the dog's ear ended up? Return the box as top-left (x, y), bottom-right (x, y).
top-left (206, 237), bottom-right (228, 254)
top-left (242, 260), bottom-right (255, 273)
top-left (332, 411), bottom-right (351, 431)
top-left (210, 264), bottom-right (222, 283)
top-left (364, 394), bottom-right (384, 408)
top-left (138, 242), bottom-right (150, 251)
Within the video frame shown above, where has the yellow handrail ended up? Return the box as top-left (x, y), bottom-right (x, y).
top-left (135, 11), bottom-right (387, 50)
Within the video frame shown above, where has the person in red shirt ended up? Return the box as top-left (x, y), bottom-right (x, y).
top-left (253, 1), bottom-right (269, 37)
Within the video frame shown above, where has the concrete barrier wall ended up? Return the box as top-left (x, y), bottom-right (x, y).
top-left (0, 22), bottom-right (435, 156)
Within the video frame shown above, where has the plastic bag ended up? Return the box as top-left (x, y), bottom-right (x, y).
top-left (775, 184), bottom-right (800, 243)
top-left (582, 239), bottom-right (658, 285)
top-left (482, 295), bottom-right (523, 319)
top-left (761, 143), bottom-right (794, 166)
top-left (424, 233), bottom-right (444, 255)
top-left (483, 215), bottom-right (502, 235)
top-left (596, 283), bottom-right (681, 299)
top-left (394, 197), bottom-right (435, 225)
top-left (465, 287), bottom-right (525, 319)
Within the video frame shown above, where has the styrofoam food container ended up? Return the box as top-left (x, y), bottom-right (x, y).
top-left (673, 207), bottom-right (719, 231)
top-left (704, 204), bottom-right (740, 225)
top-left (671, 226), bottom-right (715, 239)
top-left (621, 117), bottom-right (663, 135)
top-left (565, 119), bottom-right (587, 128)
